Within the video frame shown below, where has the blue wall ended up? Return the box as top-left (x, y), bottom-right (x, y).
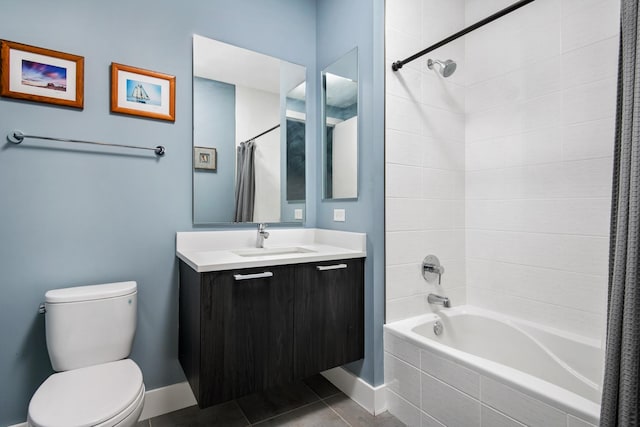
top-left (193, 77), bottom-right (236, 223)
top-left (0, 1), bottom-right (317, 424)
top-left (316, 0), bottom-right (386, 386)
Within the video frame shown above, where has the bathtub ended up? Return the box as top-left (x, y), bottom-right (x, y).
top-left (383, 306), bottom-right (602, 427)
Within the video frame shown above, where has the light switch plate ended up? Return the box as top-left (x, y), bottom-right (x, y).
top-left (294, 209), bottom-right (303, 220)
top-left (333, 208), bottom-right (346, 222)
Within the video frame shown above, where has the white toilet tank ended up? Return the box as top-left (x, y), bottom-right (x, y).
top-left (45, 281), bottom-right (137, 372)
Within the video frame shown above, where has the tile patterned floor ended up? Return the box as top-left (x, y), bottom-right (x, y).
top-left (138, 374), bottom-right (404, 426)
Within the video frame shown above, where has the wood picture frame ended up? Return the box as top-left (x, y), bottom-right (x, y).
top-left (194, 146), bottom-right (217, 171)
top-left (111, 63), bottom-right (175, 121)
top-left (0, 40), bottom-right (84, 108)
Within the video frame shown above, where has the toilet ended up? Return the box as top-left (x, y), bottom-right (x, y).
top-left (27, 281), bottom-right (145, 427)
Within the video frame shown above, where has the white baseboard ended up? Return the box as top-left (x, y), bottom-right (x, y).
top-left (321, 367), bottom-right (387, 415)
top-left (139, 381), bottom-right (197, 420)
top-left (9, 373), bottom-right (386, 426)
top-left (9, 381), bottom-right (196, 427)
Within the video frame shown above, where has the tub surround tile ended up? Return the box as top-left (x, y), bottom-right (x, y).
top-left (480, 376), bottom-right (566, 427)
top-left (481, 405), bottom-right (526, 427)
top-left (385, 353), bottom-right (422, 407)
top-left (421, 373), bottom-right (481, 427)
top-left (387, 389), bottom-right (422, 427)
top-left (421, 411), bottom-right (446, 427)
top-left (567, 414), bottom-right (598, 427)
top-left (420, 349), bottom-right (480, 399)
top-left (384, 332), bottom-right (421, 368)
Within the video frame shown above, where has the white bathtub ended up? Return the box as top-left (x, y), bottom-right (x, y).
top-left (383, 306), bottom-right (602, 427)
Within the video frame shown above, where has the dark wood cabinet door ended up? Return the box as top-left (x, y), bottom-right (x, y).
top-left (294, 258), bottom-right (364, 378)
top-left (199, 265), bottom-right (295, 407)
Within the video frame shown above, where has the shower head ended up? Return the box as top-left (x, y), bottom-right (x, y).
top-left (427, 59), bottom-right (457, 78)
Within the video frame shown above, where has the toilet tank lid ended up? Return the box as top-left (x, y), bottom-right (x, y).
top-left (46, 281), bottom-right (137, 304)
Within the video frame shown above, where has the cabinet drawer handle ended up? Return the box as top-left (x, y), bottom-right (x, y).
top-left (233, 272), bottom-right (274, 281)
top-left (316, 264), bottom-right (348, 271)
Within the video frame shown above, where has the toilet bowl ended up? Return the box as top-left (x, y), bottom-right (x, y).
top-left (27, 282), bottom-right (145, 427)
top-left (28, 360), bottom-right (145, 427)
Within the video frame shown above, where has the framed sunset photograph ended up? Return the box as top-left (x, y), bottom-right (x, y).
top-left (111, 63), bottom-right (175, 121)
top-left (0, 40), bottom-right (84, 108)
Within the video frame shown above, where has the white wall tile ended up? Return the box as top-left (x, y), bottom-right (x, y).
top-left (465, 198), bottom-right (611, 236)
top-left (386, 198), bottom-right (425, 231)
top-left (466, 258), bottom-right (607, 314)
top-left (420, 349), bottom-right (480, 398)
top-left (480, 376), bottom-right (566, 427)
top-left (422, 73), bottom-right (465, 113)
top-left (387, 95), bottom-right (424, 135)
top-left (561, 36), bottom-right (619, 89)
top-left (422, 0), bottom-right (465, 43)
top-left (562, 117), bottom-right (616, 161)
top-left (562, 78), bottom-right (617, 125)
top-left (466, 229), bottom-right (609, 275)
top-left (387, 61), bottom-right (423, 103)
top-left (387, 164), bottom-right (422, 198)
top-left (385, 353), bottom-right (422, 407)
top-left (386, 129), bottom-right (425, 167)
top-left (561, 0), bottom-right (620, 53)
top-left (421, 373), bottom-right (481, 427)
top-left (386, 0), bottom-right (422, 38)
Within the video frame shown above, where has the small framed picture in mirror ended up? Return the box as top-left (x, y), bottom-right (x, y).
top-left (194, 146), bottom-right (216, 171)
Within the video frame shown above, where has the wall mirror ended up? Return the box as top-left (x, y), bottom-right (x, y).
top-left (193, 34), bottom-right (306, 225)
top-left (323, 47), bottom-right (358, 200)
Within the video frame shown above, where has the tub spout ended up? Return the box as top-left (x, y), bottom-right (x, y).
top-left (427, 293), bottom-right (450, 308)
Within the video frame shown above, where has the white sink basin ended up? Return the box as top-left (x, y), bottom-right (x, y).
top-left (232, 247), bottom-right (317, 257)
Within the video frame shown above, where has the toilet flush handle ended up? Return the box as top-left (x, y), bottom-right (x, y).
top-left (38, 303), bottom-right (46, 314)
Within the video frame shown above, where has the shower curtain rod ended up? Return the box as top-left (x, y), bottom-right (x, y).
top-left (391, 0), bottom-right (536, 71)
top-left (242, 124), bottom-right (280, 144)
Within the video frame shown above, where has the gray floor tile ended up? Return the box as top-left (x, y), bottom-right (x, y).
top-left (236, 381), bottom-right (320, 424)
top-left (253, 401), bottom-right (349, 427)
top-left (137, 421), bottom-right (150, 427)
top-left (325, 393), bottom-right (406, 427)
top-left (150, 401), bottom-right (249, 427)
top-left (303, 374), bottom-right (341, 399)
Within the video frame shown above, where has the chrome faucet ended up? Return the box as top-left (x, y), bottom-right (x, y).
top-left (427, 294), bottom-right (450, 308)
top-left (256, 223), bottom-right (269, 248)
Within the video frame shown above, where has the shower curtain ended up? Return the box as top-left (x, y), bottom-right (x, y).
top-left (234, 140), bottom-right (256, 222)
top-left (600, 1), bottom-right (640, 425)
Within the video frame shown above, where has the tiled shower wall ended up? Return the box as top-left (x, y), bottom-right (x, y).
top-left (385, 0), bottom-right (467, 322)
top-left (385, 0), bottom-right (619, 340)
top-left (464, 0), bottom-right (618, 340)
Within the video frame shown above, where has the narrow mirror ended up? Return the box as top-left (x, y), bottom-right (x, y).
top-left (193, 35), bottom-right (306, 224)
top-left (323, 47), bottom-right (358, 200)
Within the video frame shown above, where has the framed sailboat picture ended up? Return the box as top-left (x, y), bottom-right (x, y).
top-left (0, 40), bottom-right (84, 108)
top-left (111, 63), bottom-right (175, 121)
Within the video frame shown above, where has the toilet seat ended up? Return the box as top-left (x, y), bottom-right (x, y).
top-left (28, 359), bottom-right (144, 427)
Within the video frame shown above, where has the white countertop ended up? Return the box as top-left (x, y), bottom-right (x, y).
top-left (176, 228), bottom-right (366, 272)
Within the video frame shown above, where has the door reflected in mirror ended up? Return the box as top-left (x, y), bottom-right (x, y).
top-left (193, 35), bottom-right (306, 225)
top-left (323, 47), bottom-right (358, 200)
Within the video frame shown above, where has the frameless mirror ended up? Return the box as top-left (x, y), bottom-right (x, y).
top-left (193, 35), bottom-right (306, 225)
top-left (323, 47), bottom-right (358, 200)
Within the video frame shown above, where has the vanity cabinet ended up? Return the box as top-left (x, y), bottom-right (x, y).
top-left (178, 257), bottom-right (364, 408)
top-left (294, 259), bottom-right (364, 378)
